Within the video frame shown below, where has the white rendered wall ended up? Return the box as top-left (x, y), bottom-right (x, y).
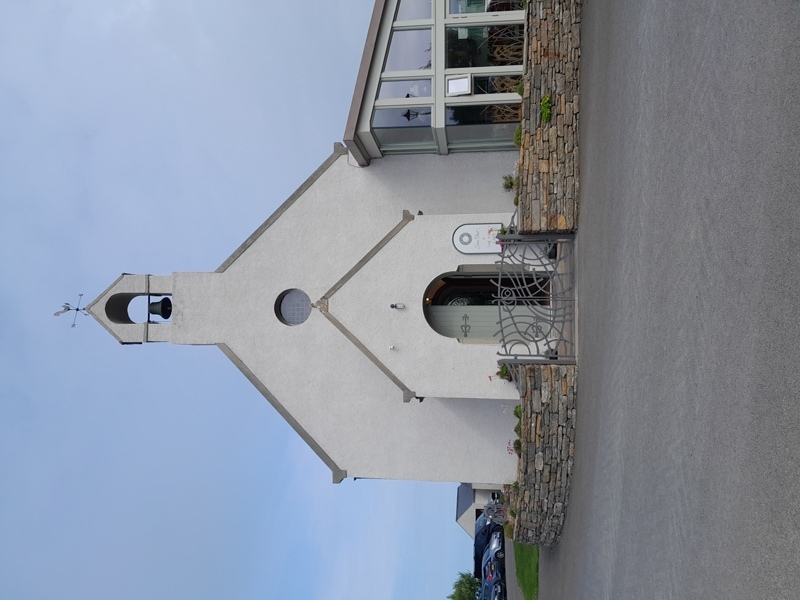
top-left (224, 332), bottom-right (519, 483)
top-left (332, 212), bottom-right (519, 400)
top-left (158, 149), bottom-right (521, 483)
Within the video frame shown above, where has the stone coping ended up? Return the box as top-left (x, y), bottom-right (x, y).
top-left (508, 364), bottom-right (577, 548)
top-left (516, 0), bottom-right (582, 234)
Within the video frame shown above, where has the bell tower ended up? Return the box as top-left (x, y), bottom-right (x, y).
top-left (86, 273), bottom-right (175, 344)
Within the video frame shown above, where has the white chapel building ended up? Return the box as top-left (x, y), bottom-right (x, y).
top-left (88, 0), bottom-right (529, 532)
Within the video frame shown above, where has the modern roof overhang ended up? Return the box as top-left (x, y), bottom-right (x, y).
top-left (343, 0), bottom-right (390, 166)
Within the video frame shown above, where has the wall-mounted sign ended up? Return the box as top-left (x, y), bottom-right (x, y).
top-left (446, 75), bottom-right (472, 96)
top-left (452, 223), bottom-right (503, 254)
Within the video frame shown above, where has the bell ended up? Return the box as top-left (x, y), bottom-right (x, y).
top-left (148, 297), bottom-right (172, 320)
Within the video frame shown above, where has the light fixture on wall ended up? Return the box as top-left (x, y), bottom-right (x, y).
top-left (390, 303), bottom-right (405, 309)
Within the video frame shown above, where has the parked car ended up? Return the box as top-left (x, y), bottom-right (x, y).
top-left (479, 581), bottom-right (505, 600)
top-left (478, 531), bottom-right (506, 600)
top-left (482, 530), bottom-right (506, 581)
top-left (473, 512), bottom-right (503, 578)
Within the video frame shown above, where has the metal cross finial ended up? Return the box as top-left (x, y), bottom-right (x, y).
top-left (54, 293), bottom-right (89, 327)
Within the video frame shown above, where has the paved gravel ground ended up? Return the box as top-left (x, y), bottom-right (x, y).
top-left (539, 1), bottom-right (800, 599)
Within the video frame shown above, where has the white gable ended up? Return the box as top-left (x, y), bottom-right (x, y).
top-left (89, 145), bottom-right (522, 484)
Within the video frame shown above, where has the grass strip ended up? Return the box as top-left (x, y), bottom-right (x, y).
top-left (513, 542), bottom-right (539, 600)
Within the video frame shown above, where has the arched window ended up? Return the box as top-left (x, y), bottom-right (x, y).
top-left (423, 268), bottom-right (550, 342)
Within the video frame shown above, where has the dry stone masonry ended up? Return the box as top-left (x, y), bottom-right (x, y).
top-left (517, 0), bottom-right (582, 233)
top-left (503, 0), bottom-right (582, 549)
top-left (511, 364), bottom-right (577, 548)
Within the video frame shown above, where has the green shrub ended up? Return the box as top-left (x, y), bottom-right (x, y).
top-left (540, 94), bottom-right (552, 123)
top-left (514, 124), bottom-right (522, 147)
top-left (496, 363), bottom-right (511, 380)
top-left (515, 83), bottom-right (525, 96)
top-left (504, 521), bottom-right (515, 539)
top-left (514, 421), bottom-right (521, 436)
top-left (513, 438), bottom-right (522, 456)
top-left (502, 174), bottom-right (519, 192)
top-left (513, 404), bottom-right (523, 419)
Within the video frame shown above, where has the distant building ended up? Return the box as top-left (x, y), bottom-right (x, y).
top-left (457, 483), bottom-right (501, 537)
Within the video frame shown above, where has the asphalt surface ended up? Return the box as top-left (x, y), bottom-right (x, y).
top-left (539, 1), bottom-right (800, 599)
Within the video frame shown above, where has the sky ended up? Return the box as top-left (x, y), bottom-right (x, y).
top-left (0, 1), bottom-right (473, 598)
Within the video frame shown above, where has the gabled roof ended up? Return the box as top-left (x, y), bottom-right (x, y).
top-left (218, 344), bottom-right (347, 483)
top-left (216, 143), bottom-right (348, 273)
top-left (456, 482), bottom-right (475, 521)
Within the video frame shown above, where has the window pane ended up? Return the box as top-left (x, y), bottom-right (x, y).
top-left (374, 126), bottom-right (436, 147)
top-left (385, 29), bottom-right (432, 71)
top-left (449, 0), bottom-right (523, 13)
top-left (373, 106), bottom-right (435, 149)
top-left (397, 0), bottom-right (432, 20)
top-left (446, 103), bottom-right (520, 125)
top-left (445, 25), bottom-right (524, 68)
top-left (447, 122), bottom-right (518, 147)
top-left (373, 107), bottom-right (433, 128)
top-left (378, 79), bottom-right (432, 99)
top-left (473, 75), bottom-right (522, 94)
top-left (446, 103), bottom-right (520, 149)
top-left (277, 289), bottom-right (311, 326)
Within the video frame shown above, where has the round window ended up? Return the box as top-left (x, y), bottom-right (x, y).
top-left (275, 289), bottom-right (312, 326)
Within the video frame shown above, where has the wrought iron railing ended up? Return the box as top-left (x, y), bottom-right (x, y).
top-left (493, 234), bottom-right (576, 364)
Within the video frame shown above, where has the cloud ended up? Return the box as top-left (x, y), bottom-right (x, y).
top-left (312, 484), bottom-right (407, 600)
top-left (0, 1), bottom-right (475, 599)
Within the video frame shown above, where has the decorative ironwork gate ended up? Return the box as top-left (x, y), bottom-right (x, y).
top-left (494, 233), bottom-right (576, 364)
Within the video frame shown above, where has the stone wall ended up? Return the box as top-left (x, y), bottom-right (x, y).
top-left (517, 0), bottom-right (582, 233)
top-left (510, 364), bottom-right (577, 547)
